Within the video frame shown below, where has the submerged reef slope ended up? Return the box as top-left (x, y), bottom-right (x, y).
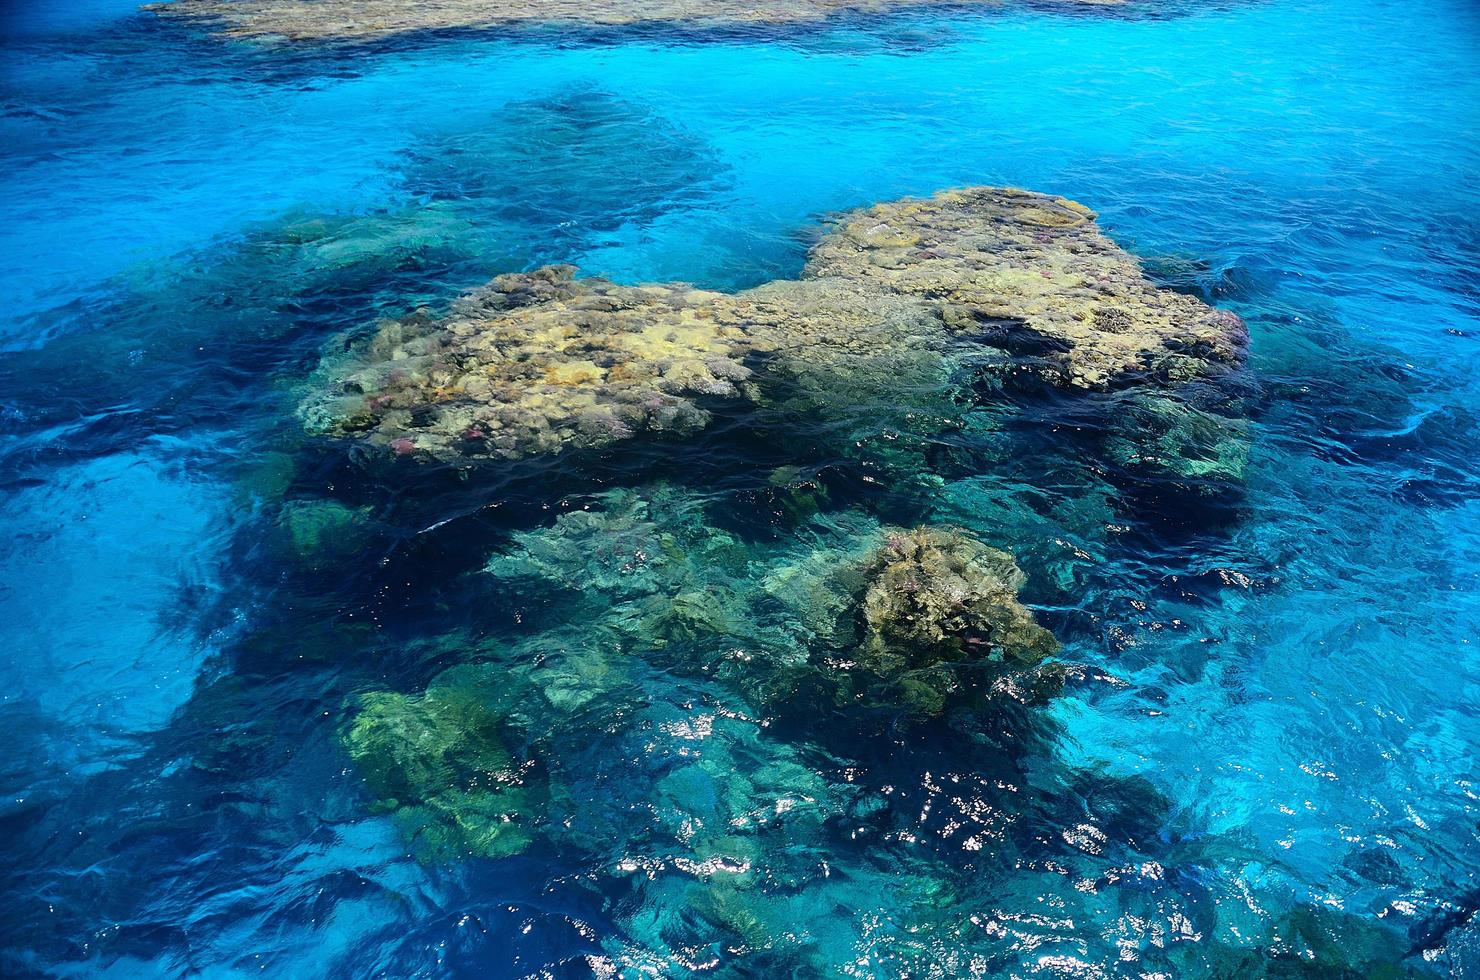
top-left (145, 0), bottom-right (1120, 43)
top-left (302, 187), bottom-right (1247, 464)
top-left (484, 485), bottom-right (1060, 719)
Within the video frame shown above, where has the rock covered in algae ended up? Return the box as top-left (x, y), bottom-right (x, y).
top-left (271, 498), bottom-right (373, 571)
top-left (856, 526), bottom-right (1058, 714)
top-left (805, 186), bottom-right (1248, 389)
top-left (302, 265), bottom-right (754, 460)
top-left (146, 0), bottom-right (1122, 44)
top-left (345, 682), bottom-right (539, 860)
top-left (403, 88), bottom-right (725, 247)
top-left (861, 526), bottom-right (1058, 665)
top-left (1105, 390), bottom-right (1252, 485)
top-left (483, 483), bottom-right (1059, 717)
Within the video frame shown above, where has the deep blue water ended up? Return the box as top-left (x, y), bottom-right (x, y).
top-left (2, 0), bottom-right (1479, 975)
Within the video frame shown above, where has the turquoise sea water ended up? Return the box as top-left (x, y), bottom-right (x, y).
top-left (2, 0), bottom-right (1479, 975)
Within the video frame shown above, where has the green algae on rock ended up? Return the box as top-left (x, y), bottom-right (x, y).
top-left (1105, 390), bottom-right (1253, 485)
top-left (345, 683), bottom-right (539, 861)
top-left (272, 498), bottom-right (374, 572)
top-left (483, 484), bottom-right (1059, 718)
top-left (145, 0), bottom-right (1121, 44)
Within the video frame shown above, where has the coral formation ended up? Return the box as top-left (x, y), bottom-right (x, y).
top-left (146, 0), bottom-right (1121, 44)
top-left (303, 187), bottom-right (1246, 466)
top-left (402, 88), bottom-right (725, 253)
top-left (345, 681), bottom-right (539, 861)
top-left (804, 186), bottom-right (1248, 389)
top-left (857, 526), bottom-right (1058, 713)
top-left (484, 485), bottom-right (1059, 718)
top-left (302, 266), bottom-right (754, 459)
top-left (1104, 390), bottom-right (1252, 485)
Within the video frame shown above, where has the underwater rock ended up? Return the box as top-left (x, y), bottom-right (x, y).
top-left (484, 486), bottom-right (1059, 718)
top-left (1104, 390), bottom-right (1252, 486)
top-left (805, 186), bottom-right (1248, 390)
top-left (272, 498), bottom-right (374, 571)
top-left (861, 526), bottom-right (1058, 665)
top-left (344, 682), bottom-right (539, 861)
top-left (146, 0), bottom-right (1122, 44)
top-left (485, 485), bottom-right (750, 599)
top-left (402, 88), bottom-right (724, 257)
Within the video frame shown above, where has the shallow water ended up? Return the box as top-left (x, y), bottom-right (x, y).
top-left (1, 0), bottom-right (1478, 975)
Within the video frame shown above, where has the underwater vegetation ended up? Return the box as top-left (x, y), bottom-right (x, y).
top-left (345, 682), bottom-right (541, 861)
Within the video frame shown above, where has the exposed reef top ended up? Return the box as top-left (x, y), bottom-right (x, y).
top-left (302, 187), bottom-right (1246, 463)
top-left (146, 0), bottom-right (1120, 43)
top-left (302, 266), bottom-right (753, 460)
top-left (805, 187), bottom-right (1248, 389)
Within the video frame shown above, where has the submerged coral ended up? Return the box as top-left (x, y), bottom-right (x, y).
top-left (345, 681), bottom-right (539, 860)
top-left (146, 0), bottom-right (1121, 44)
top-left (402, 88), bottom-right (725, 255)
top-left (303, 187), bottom-right (1245, 466)
top-left (483, 484), bottom-right (1059, 718)
top-left (861, 527), bottom-right (1058, 665)
top-left (1104, 390), bottom-right (1252, 485)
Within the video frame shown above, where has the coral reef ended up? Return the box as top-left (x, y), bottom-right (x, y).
top-left (402, 88), bottom-right (724, 253)
top-left (344, 681), bottom-right (540, 861)
top-left (484, 485), bottom-right (1058, 718)
top-left (146, 0), bottom-right (1121, 44)
top-left (857, 526), bottom-right (1059, 714)
top-left (1105, 390), bottom-right (1252, 485)
top-left (301, 266), bottom-right (754, 459)
top-left (303, 187), bottom-right (1245, 466)
top-left (803, 186), bottom-right (1248, 390)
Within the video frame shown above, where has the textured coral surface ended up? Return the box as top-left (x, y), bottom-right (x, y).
top-left (302, 187), bottom-right (1246, 463)
top-left (805, 187), bottom-right (1248, 389)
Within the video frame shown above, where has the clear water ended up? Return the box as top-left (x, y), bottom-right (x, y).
top-left (2, 0), bottom-right (1479, 975)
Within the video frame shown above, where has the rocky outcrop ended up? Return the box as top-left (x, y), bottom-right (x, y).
top-left (301, 187), bottom-right (1246, 465)
top-left (805, 187), bottom-right (1247, 389)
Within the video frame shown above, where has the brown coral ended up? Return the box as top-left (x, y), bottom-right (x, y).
top-left (301, 188), bottom-right (1246, 463)
top-left (860, 526), bottom-right (1058, 674)
top-left (302, 265), bottom-right (753, 460)
top-left (804, 187), bottom-right (1247, 389)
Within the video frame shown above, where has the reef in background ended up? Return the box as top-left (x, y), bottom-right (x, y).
top-left (144, 0), bottom-right (1121, 44)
